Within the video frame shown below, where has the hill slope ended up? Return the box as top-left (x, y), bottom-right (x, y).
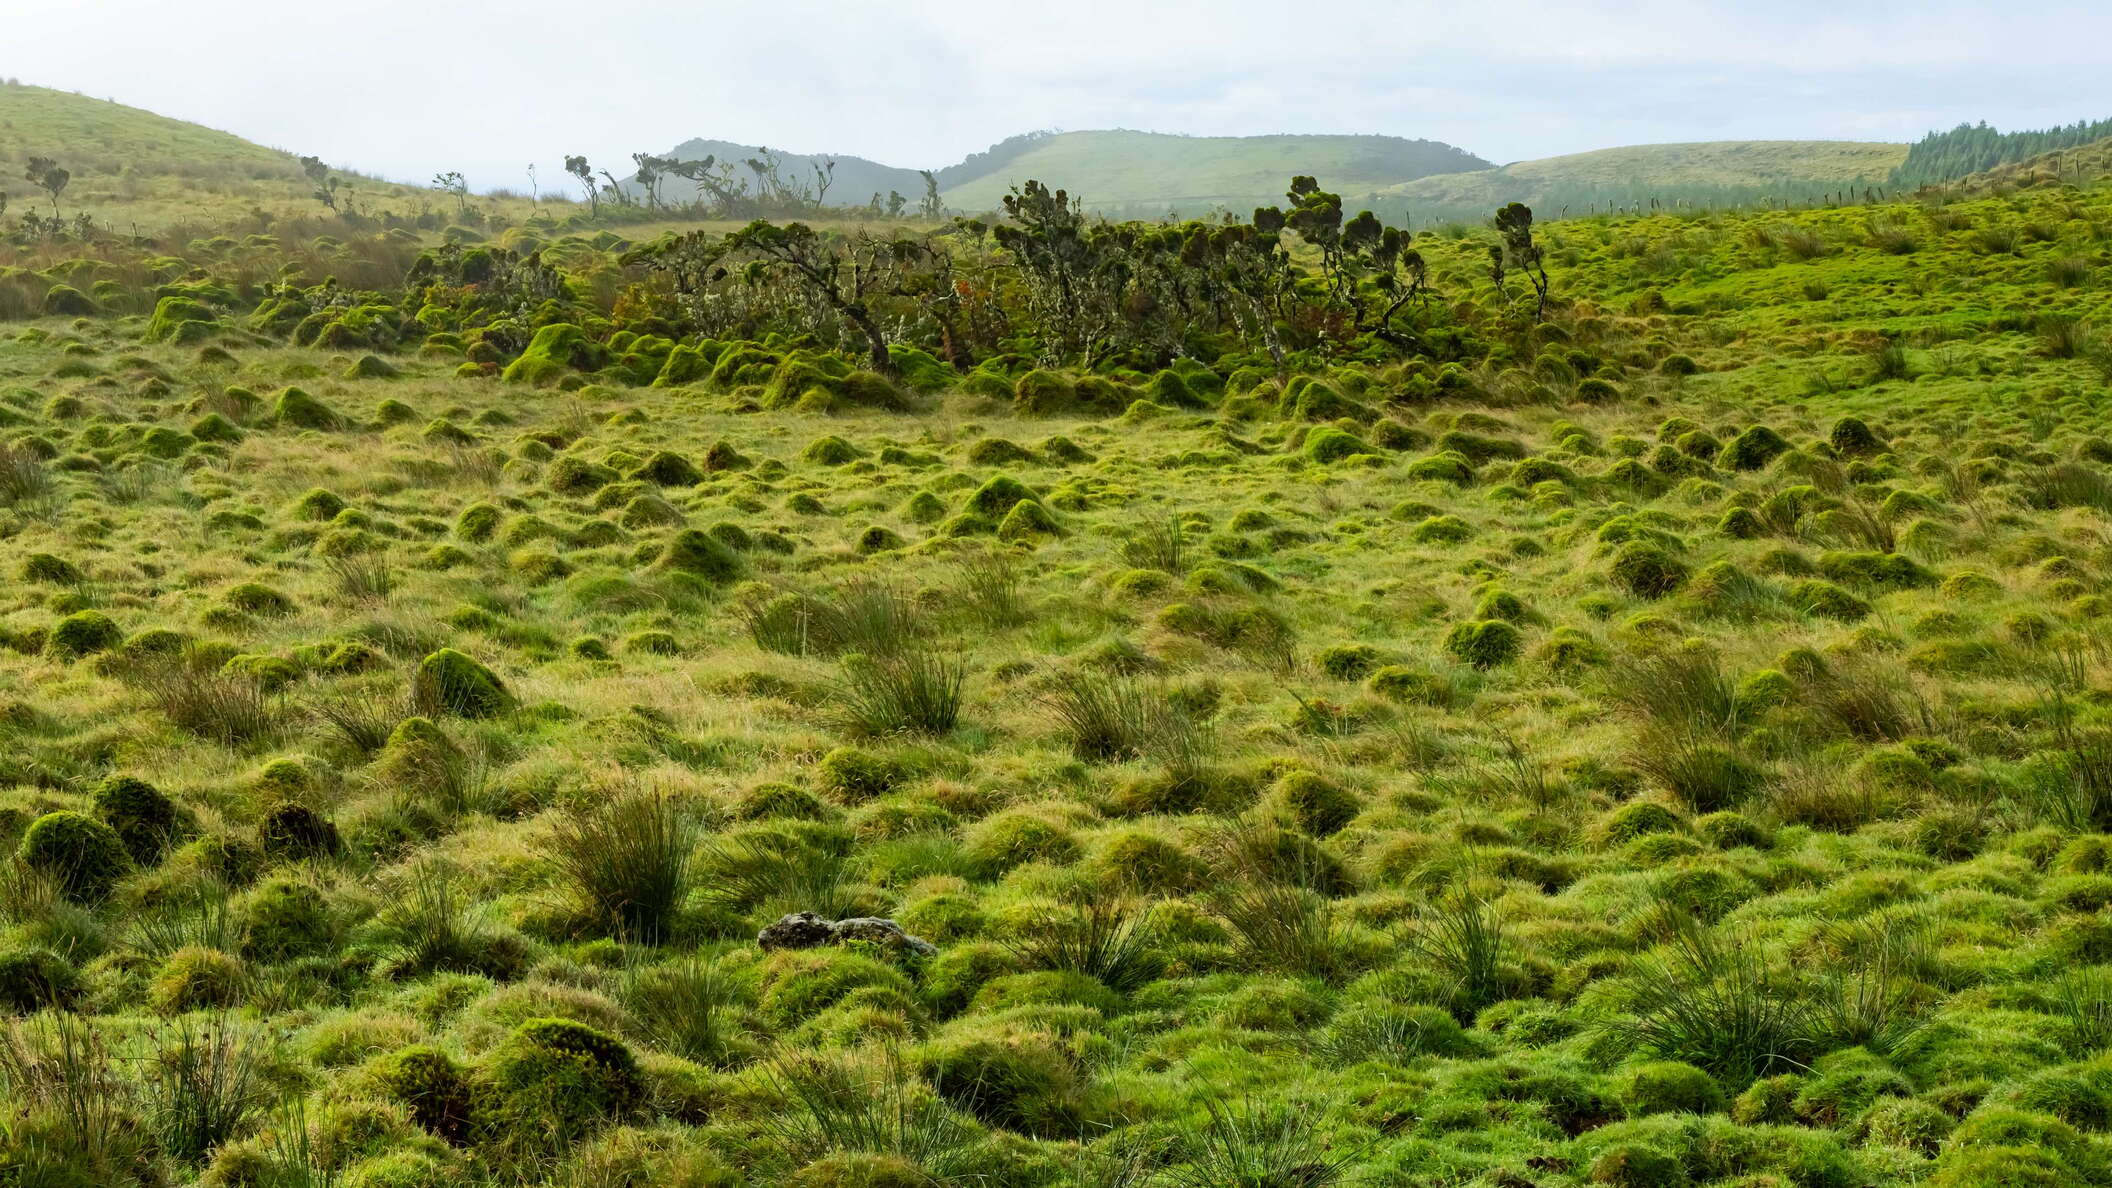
top-left (939, 130), bottom-right (1492, 216)
top-left (1942, 134), bottom-right (2112, 194)
top-left (0, 80), bottom-right (531, 230)
top-left (1379, 140), bottom-right (1908, 224)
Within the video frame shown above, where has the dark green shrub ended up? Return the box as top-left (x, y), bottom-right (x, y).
top-left (413, 648), bottom-right (513, 718)
top-left (19, 810), bottom-right (130, 902)
top-left (919, 1024), bottom-right (1091, 1136)
top-left (369, 1045), bottom-right (475, 1143)
top-left (1721, 426), bottom-right (1791, 471)
top-left (149, 946), bottom-right (247, 1013)
top-left (20, 551), bottom-right (83, 584)
top-left (258, 802), bottom-right (343, 861)
top-left (93, 774), bottom-right (180, 863)
top-left (1829, 417), bottom-right (1882, 457)
top-left (655, 528), bottom-right (743, 584)
top-left (481, 1018), bottom-right (644, 1149)
top-left (273, 386), bottom-right (342, 429)
top-left (817, 746), bottom-right (909, 803)
top-left (48, 609), bottom-right (121, 657)
top-left (1315, 643), bottom-right (1383, 680)
top-left (1444, 620), bottom-right (1523, 668)
top-left (0, 946), bottom-right (81, 1012)
top-left (1610, 543), bottom-right (1690, 599)
top-left (1617, 1060), bottom-right (1727, 1116)
top-left (238, 877), bottom-right (336, 959)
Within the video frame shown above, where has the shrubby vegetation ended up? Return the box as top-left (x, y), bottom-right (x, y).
top-left (4, 109), bottom-right (2112, 1188)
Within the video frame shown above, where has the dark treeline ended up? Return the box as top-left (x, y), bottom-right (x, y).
top-left (1892, 117), bottom-right (2112, 188)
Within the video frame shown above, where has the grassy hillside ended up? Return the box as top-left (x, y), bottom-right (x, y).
top-left (1947, 134), bottom-right (2112, 193)
top-left (4, 150), bottom-right (2112, 1186)
top-left (940, 129), bottom-right (1491, 216)
top-left (1379, 140), bottom-right (1908, 225)
top-left (0, 81), bottom-right (539, 231)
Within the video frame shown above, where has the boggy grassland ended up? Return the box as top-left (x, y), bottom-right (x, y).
top-left (2, 160), bottom-right (2112, 1188)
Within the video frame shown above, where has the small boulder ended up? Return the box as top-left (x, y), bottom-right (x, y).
top-left (757, 911), bottom-right (937, 957)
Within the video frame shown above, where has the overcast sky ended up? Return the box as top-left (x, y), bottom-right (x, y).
top-left (14, 0), bottom-right (2112, 193)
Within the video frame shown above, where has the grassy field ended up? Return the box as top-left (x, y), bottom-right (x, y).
top-left (3, 118), bottom-right (2112, 1188)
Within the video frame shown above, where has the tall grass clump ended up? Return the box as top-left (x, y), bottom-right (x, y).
top-left (954, 545), bottom-right (1029, 627)
top-left (0, 440), bottom-right (55, 509)
top-left (2040, 314), bottom-right (2091, 359)
top-left (1406, 884), bottom-right (1509, 1019)
top-left (123, 650), bottom-right (278, 745)
top-left (1212, 879), bottom-right (1355, 983)
top-left (2051, 966), bottom-right (2112, 1056)
top-left (370, 858), bottom-right (515, 977)
top-left (146, 1014), bottom-right (273, 1165)
top-left (127, 880), bottom-right (238, 959)
top-left (697, 830), bottom-right (855, 922)
top-left (1040, 669), bottom-right (1156, 761)
top-left (1166, 1092), bottom-right (1356, 1188)
top-left (832, 647), bottom-right (965, 737)
top-left (1773, 226), bottom-right (1828, 260)
top-left (743, 578), bottom-right (922, 658)
top-left (1121, 513), bottom-right (1192, 574)
top-left (0, 1012), bottom-right (153, 1177)
top-left (304, 683), bottom-right (406, 757)
top-left (2017, 693), bottom-right (2112, 833)
top-left (539, 789), bottom-right (699, 942)
top-left (1003, 896), bottom-right (1161, 994)
top-left (759, 1046), bottom-right (981, 1176)
top-left (1867, 340), bottom-right (1913, 382)
top-left (621, 955), bottom-right (747, 1067)
top-left (1599, 911), bottom-right (1815, 1083)
top-left (324, 552), bottom-right (397, 601)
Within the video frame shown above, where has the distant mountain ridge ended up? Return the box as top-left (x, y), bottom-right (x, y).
top-left (933, 130), bottom-right (1493, 216)
top-left (637, 128), bottom-right (1935, 224)
top-left (636, 129), bottom-right (1493, 217)
top-left (646, 138), bottom-right (931, 210)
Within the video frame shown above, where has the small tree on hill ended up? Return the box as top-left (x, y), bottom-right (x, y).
top-left (25, 156), bottom-right (69, 218)
top-left (432, 171), bottom-right (469, 214)
top-left (565, 155), bottom-right (598, 216)
top-left (1493, 202), bottom-right (1551, 321)
top-left (919, 170), bottom-right (942, 220)
top-left (632, 153), bottom-right (682, 210)
top-left (299, 156), bottom-right (337, 212)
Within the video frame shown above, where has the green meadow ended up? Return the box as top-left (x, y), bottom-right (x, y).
top-left (3, 91), bottom-right (2112, 1188)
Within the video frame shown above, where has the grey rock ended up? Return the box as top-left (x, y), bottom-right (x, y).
top-left (756, 911), bottom-right (936, 956)
top-left (756, 911), bottom-right (835, 951)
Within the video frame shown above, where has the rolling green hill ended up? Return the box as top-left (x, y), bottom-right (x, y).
top-left (1945, 134), bottom-right (2112, 193)
top-left (1376, 140), bottom-right (1909, 225)
top-left (938, 129), bottom-right (1491, 216)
